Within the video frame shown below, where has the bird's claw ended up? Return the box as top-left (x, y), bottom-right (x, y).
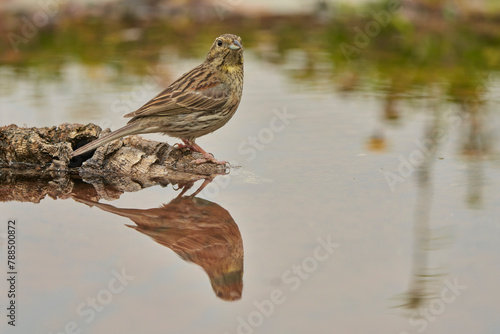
top-left (173, 143), bottom-right (190, 150)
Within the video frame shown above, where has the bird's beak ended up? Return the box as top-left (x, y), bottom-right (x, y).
top-left (229, 39), bottom-right (242, 50)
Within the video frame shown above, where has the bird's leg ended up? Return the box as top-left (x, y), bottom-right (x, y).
top-left (176, 181), bottom-right (195, 198)
top-left (175, 177), bottom-right (213, 198)
top-left (189, 177), bottom-right (214, 197)
top-left (186, 141), bottom-right (228, 165)
top-left (174, 139), bottom-right (195, 150)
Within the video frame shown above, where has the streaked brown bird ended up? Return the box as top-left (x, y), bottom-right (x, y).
top-left (73, 183), bottom-right (244, 301)
top-left (71, 34), bottom-right (244, 165)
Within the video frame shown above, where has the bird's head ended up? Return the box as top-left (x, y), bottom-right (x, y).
top-left (210, 268), bottom-right (243, 301)
top-left (206, 34), bottom-right (243, 70)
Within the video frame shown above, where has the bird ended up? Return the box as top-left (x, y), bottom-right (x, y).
top-left (73, 180), bottom-right (244, 301)
top-left (71, 34), bottom-right (244, 165)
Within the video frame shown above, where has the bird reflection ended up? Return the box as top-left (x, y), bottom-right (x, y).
top-left (74, 179), bottom-right (243, 301)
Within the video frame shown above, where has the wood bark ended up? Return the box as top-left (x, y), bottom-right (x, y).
top-left (0, 123), bottom-right (227, 175)
top-left (0, 123), bottom-right (226, 202)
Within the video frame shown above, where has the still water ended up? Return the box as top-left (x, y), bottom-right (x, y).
top-left (1, 49), bottom-right (499, 334)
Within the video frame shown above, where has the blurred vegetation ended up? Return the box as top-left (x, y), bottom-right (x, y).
top-left (0, 0), bottom-right (499, 101)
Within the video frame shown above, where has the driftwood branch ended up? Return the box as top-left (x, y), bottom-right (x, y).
top-left (0, 123), bottom-right (227, 177)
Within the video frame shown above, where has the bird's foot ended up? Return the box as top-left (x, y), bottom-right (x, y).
top-left (174, 142), bottom-right (195, 150)
top-left (180, 140), bottom-right (228, 165)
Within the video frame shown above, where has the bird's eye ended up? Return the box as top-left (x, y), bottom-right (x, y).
top-left (217, 40), bottom-right (223, 47)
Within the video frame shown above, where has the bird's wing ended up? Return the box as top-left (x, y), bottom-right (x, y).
top-left (133, 227), bottom-right (230, 259)
top-left (124, 66), bottom-right (230, 119)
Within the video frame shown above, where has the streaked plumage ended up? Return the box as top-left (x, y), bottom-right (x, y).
top-left (71, 34), bottom-right (244, 164)
top-left (74, 190), bottom-right (244, 301)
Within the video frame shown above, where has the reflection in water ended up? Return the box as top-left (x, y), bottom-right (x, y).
top-left (396, 95), bottom-right (493, 312)
top-left (398, 120), bottom-right (444, 310)
top-left (460, 102), bottom-right (490, 208)
top-left (396, 103), bottom-right (453, 311)
top-left (383, 92), bottom-right (402, 122)
top-left (74, 180), bottom-right (244, 301)
top-left (0, 171), bottom-right (243, 301)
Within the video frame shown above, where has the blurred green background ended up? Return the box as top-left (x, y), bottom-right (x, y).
top-left (1, 0), bottom-right (500, 102)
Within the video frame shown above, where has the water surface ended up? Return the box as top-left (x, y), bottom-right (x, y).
top-left (1, 46), bottom-right (499, 334)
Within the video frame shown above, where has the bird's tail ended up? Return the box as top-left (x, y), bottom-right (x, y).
top-left (71, 123), bottom-right (142, 157)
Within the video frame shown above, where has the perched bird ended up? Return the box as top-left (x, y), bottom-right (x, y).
top-left (71, 34), bottom-right (244, 165)
top-left (73, 181), bottom-right (244, 301)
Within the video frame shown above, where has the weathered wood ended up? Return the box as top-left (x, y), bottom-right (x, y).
top-left (0, 167), bottom-right (211, 203)
top-left (0, 123), bottom-right (227, 177)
